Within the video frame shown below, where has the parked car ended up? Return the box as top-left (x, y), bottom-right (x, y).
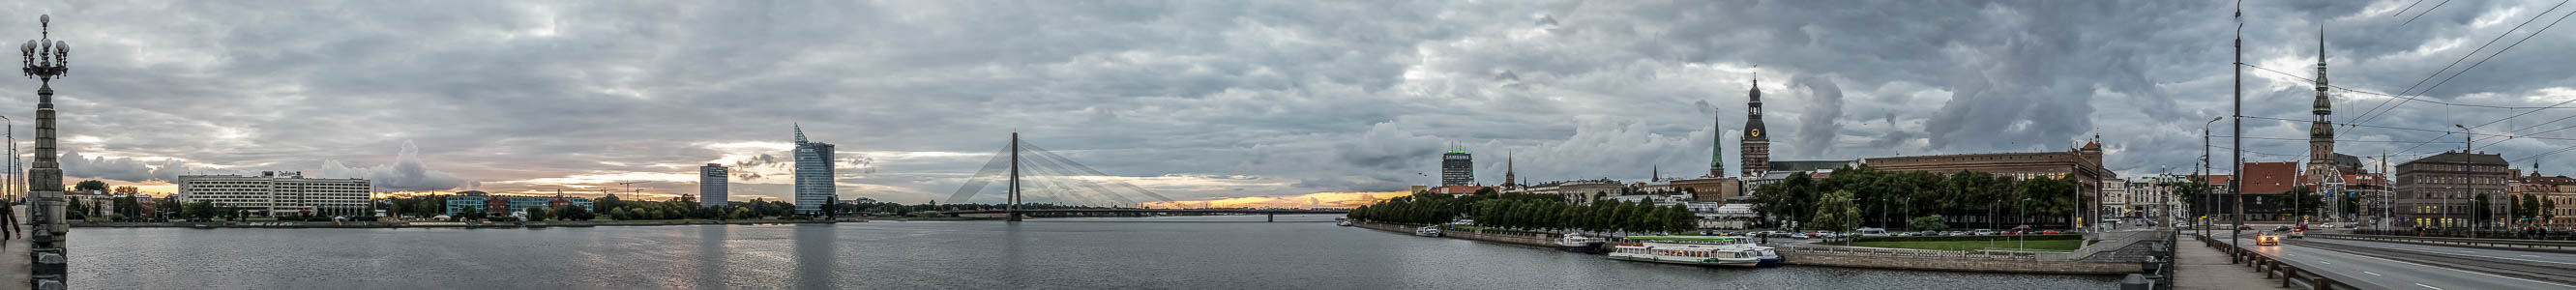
top-left (2040, 230), bottom-right (2062, 235)
top-left (1971, 229), bottom-right (1997, 236)
top-left (1946, 231), bottom-right (1969, 236)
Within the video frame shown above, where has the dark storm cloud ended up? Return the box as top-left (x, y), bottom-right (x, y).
top-left (8, 0), bottom-right (2576, 203)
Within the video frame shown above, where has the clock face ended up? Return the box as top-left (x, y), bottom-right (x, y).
top-left (1750, 129), bottom-right (1762, 137)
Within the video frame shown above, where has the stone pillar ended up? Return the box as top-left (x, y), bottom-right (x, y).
top-left (28, 85), bottom-right (68, 288)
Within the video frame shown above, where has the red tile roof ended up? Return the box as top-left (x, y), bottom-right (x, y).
top-left (2237, 162), bottom-right (2300, 194)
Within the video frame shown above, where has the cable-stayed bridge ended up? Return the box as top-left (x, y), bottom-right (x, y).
top-left (939, 133), bottom-right (1344, 221)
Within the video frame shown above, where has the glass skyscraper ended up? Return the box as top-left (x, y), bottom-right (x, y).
top-left (793, 125), bottom-right (836, 215)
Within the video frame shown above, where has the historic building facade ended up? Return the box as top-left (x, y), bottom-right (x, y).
top-left (1861, 141), bottom-right (2114, 226)
top-left (2393, 152), bottom-right (2509, 228)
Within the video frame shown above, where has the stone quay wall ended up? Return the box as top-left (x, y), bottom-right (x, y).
top-left (1781, 249), bottom-right (2139, 275)
top-left (1352, 221), bottom-right (1557, 247)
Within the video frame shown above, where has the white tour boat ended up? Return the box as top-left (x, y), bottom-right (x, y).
top-left (1607, 236), bottom-right (1780, 268)
top-left (1413, 226), bottom-right (1443, 237)
top-left (1555, 233), bottom-right (1607, 253)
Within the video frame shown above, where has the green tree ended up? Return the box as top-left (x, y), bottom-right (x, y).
top-left (2282, 185), bottom-right (2319, 219)
top-left (2520, 194), bottom-right (2542, 225)
top-left (2544, 197), bottom-right (2559, 224)
top-left (1810, 189), bottom-right (1862, 233)
top-left (74, 180), bottom-right (107, 192)
top-left (1909, 215), bottom-right (1950, 231)
top-left (558, 205), bottom-right (595, 220)
top-left (526, 207), bottom-right (549, 221)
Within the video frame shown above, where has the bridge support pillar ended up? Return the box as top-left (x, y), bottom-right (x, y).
top-left (1267, 214), bottom-right (1275, 222)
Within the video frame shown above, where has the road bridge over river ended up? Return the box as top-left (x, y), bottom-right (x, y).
top-left (2205, 231), bottom-right (2576, 289)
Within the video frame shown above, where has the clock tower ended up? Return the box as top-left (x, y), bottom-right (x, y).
top-left (1741, 76), bottom-right (1771, 178)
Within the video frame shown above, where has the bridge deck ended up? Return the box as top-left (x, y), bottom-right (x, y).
top-left (933, 209), bottom-right (1349, 215)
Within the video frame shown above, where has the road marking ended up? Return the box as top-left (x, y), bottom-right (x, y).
top-left (2521, 255), bottom-right (2539, 257)
top-left (2304, 246), bottom-right (2576, 288)
top-left (2415, 283), bottom-right (2442, 290)
top-left (2310, 239), bottom-right (2576, 266)
top-left (2364, 271), bottom-right (2383, 276)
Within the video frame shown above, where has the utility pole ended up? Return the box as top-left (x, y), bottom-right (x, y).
top-left (2458, 125), bottom-right (2471, 231)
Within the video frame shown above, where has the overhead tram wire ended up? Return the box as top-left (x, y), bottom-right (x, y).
top-left (2474, 121), bottom-right (2576, 151)
top-left (2398, 5), bottom-right (2576, 120)
top-left (2210, 144), bottom-right (2308, 160)
top-left (2349, 0), bottom-right (2573, 125)
top-left (2243, 115), bottom-right (2576, 141)
top-left (2241, 64), bottom-right (2573, 110)
top-left (2211, 135), bottom-right (2462, 143)
top-left (2393, 0), bottom-right (2430, 18)
top-left (2243, 62), bottom-right (2576, 156)
top-left (2400, 0), bottom-right (2453, 27)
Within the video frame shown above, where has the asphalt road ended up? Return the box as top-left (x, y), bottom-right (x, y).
top-left (2213, 232), bottom-right (2576, 290)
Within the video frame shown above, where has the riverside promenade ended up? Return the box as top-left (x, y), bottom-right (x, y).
top-left (3, 204), bottom-right (30, 290)
top-left (2175, 233), bottom-right (2288, 290)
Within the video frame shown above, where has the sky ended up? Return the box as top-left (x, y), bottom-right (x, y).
top-left (6, 1), bottom-right (2576, 207)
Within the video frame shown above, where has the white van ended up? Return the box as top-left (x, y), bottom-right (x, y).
top-left (1857, 227), bottom-right (1888, 237)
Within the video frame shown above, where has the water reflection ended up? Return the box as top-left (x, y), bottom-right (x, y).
top-left (693, 225), bottom-right (728, 288)
top-left (792, 224), bottom-right (836, 289)
top-left (70, 216), bottom-right (2116, 289)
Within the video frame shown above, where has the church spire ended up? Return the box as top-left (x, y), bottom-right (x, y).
top-left (1503, 152), bottom-right (1518, 188)
top-left (1740, 71), bottom-right (1771, 178)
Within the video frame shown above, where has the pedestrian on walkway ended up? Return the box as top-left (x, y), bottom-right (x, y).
top-left (0, 198), bottom-right (16, 240)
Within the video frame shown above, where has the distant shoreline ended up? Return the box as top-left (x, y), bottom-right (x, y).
top-left (69, 218), bottom-right (867, 229)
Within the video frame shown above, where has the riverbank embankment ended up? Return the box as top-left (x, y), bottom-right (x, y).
top-left (1349, 220), bottom-right (2141, 275)
top-left (71, 218), bottom-right (856, 229)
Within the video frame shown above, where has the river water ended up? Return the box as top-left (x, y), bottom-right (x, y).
top-left (70, 215), bottom-right (2117, 289)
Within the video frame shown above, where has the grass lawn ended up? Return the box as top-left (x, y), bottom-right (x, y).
top-left (1850, 240), bottom-right (2083, 251)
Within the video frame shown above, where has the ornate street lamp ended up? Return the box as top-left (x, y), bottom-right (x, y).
top-left (19, 14), bottom-right (71, 288)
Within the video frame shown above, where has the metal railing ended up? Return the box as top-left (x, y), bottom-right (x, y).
top-left (2196, 234), bottom-right (2356, 290)
top-left (2313, 233), bottom-right (2576, 251)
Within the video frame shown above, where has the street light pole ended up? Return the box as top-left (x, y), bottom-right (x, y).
top-left (18, 14), bottom-right (74, 287)
top-left (2230, 2), bottom-right (2246, 261)
top-left (2204, 117), bottom-right (2219, 234)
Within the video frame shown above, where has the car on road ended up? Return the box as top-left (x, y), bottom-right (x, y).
top-left (2236, 224), bottom-right (2254, 230)
top-left (2289, 228), bottom-right (2304, 239)
top-left (2255, 233), bottom-right (2281, 246)
top-left (2272, 225), bottom-right (2292, 232)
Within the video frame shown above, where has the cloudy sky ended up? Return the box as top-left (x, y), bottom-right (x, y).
top-left (7, 1), bottom-right (2576, 206)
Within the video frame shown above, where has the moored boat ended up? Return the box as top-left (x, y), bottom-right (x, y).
top-left (1336, 220), bottom-right (1353, 226)
top-left (1607, 236), bottom-right (1780, 268)
top-left (1414, 226), bottom-right (1443, 237)
top-left (1554, 233), bottom-right (1607, 253)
